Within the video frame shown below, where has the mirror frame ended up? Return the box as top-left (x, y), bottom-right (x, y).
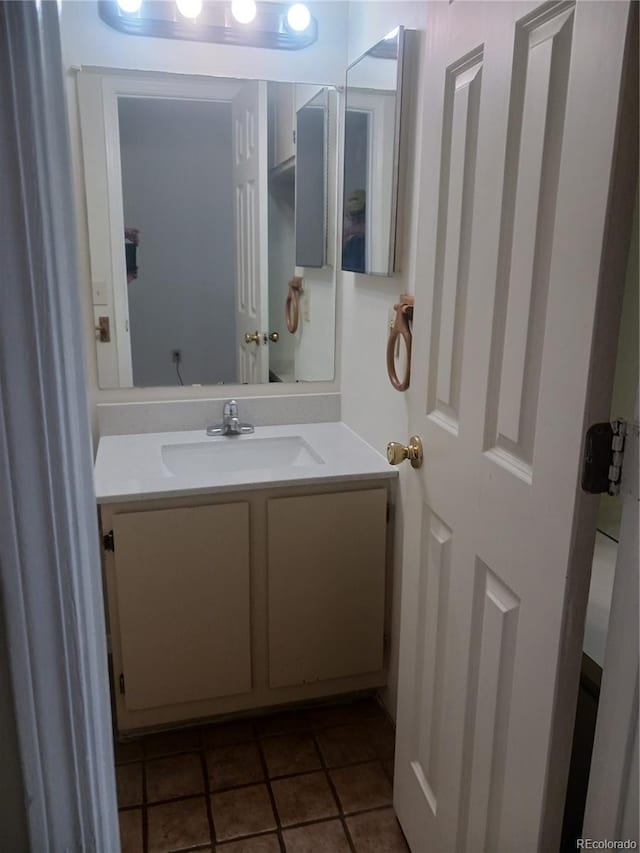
top-left (342, 26), bottom-right (408, 277)
top-left (77, 70), bottom-right (338, 391)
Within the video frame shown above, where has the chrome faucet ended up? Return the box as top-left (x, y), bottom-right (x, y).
top-left (206, 400), bottom-right (254, 436)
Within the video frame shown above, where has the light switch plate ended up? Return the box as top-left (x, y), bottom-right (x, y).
top-left (92, 280), bottom-right (108, 306)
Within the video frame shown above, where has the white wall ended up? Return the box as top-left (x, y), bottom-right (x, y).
top-left (60, 1), bottom-right (347, 440)
top-left (119, 98), bottom-right (236, 386)
top-left (340, 1), bottom-right (428, 719)
top-left (61, 1), bottom-right (347, 86)
top-left (294, 264), bottom-right (337, 381)
top-left (293, 88), bottom-right (339, 382)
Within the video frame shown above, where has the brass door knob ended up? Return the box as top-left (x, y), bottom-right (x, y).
top-left (386, 435), bottom-right (423, 468)
top-left (244, 331), bottom-right (260, 345)
top-left (265, 331), bottom-right (280, 343)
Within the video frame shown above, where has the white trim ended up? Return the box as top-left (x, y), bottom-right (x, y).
top-left (102, 75), bottom-right (134, 387)
top-left (583, 410), bottom-right (639, 841)
top-left (0, 3), bottom-right (119, 850)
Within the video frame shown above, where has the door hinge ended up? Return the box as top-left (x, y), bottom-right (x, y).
top-left (292, 129), bottom-right (296, 145)
top-left (386, 502), bottom-right (393, 523)
top-left (119, 673), bottom-right (125, 695)
top-left (582, 419), bottom-right (627, 496)
top-left (103, 530), bottom-right (115, 552)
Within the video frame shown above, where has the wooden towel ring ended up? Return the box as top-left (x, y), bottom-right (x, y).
top-left (286, 276), bottom-right (304, 333)
top-left (386, 294), bottom-right (414, 391)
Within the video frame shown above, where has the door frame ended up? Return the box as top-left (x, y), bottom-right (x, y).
top-left (0, 2), bottom-right (120, 849)
top-left (540, 9), bottom-right (638, 842)
top-left (583, 405), bottom-right (639, 841)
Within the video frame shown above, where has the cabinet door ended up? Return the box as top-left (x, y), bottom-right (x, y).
top-left (267, 489), bottom-right (387, 688)
top-left (112, 503), bottom-right (251, 711)
top-left (270, 83), bottom-right (296, 167)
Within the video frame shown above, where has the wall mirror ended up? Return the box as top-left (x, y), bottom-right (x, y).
top-left (295, 88), bottom-right (328, 268)
top-left (78, 72), bottom-right (336, 389)
top-left (342, 26), bottom-right (407, 276)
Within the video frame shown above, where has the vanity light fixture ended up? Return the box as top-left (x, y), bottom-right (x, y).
top-left (231, 0), bottom-right (257, 24)
top-left (286, 3), bottom-right (311, 32)
top-left (98, 0), bottom-right (318, 49)
top-left (116, 0), bottom-right (142, 13)
top-left (176, 0), bottom-right (203, 19)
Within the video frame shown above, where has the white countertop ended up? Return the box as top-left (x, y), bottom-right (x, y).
top-left (94, 421), bottom-right (396, 504)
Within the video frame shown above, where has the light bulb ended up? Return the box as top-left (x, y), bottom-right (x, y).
top-left (117, 0), bottom-right (142, 13)
top-left (176, 0), bottom-right (203, 19)
top-left (287, 3), bottom-right (311, 32)
top-left (231, 0), bottom-right (257, 24)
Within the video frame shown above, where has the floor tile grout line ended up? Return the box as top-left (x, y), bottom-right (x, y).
top-left (116, 699), bottom-right (395, 850)
top-left (114, 702), bottom-right (384, 749)
top-left (309, 726), bottom-right (358, 853)
top-left (198, 729), bottom-right (218, 851)
top-left (203, 735), bottom-right (264, 797)
top-left (116, 725), bottom-right (388, 765)
top-left (117, 697), bottom-right (385, 753)
top-left (142, 752), bottom-right (149, 853)
top-left (255, 734), bottom-right (286, 852)
top-left (114, 756), bottom-right (144, 767)
top-left (119, 751), bottom-right (395, 810)
top-left (260, 730), bottom-right (325, 781)
top-left (118, 798), bottom-right (397, 824)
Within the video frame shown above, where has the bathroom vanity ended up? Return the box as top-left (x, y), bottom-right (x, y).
top-left (95, 422), bottom-right (396, 734)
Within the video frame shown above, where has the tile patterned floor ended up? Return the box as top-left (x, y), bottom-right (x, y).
top-left (115, 696), bottom-right (408, 852)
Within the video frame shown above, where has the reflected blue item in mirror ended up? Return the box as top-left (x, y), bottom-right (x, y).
top-left (342, 233), bottom-right (365, 273)
top-left (342, 26), bottom-right (412, 276)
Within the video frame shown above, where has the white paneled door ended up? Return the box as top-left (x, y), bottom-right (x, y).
top-left (394, 2), bottom-right (634, 851)
top-left (233, 81), bottom-right (269, 384)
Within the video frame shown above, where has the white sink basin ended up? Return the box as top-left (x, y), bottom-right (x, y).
top-left (161, 435), bottom-right (324, 478)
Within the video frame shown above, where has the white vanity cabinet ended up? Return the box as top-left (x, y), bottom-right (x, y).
top-left (101, 481), bottom-right (390, 734)
top-left (110, 503), bottom-right (251, 711)
top-left (267, 490), bottom-right (387, 688)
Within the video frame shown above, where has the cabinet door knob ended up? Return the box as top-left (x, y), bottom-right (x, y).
top-left (244, 331), bottom-right (260, 345)
top-left (266, 331), bottom-right (280, 343)
top-left (386, 436), bottom-right (423, 469)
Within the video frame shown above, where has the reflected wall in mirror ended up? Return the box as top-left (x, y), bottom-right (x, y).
top-left (342, 27), bottom-right (408, 276)
top-left (78, 72), bottom-right (336, 389)
top-left (296, 88), bottom-right (328, 268)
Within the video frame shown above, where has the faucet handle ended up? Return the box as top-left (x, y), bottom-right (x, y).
top-left (224, 399), bottom-right (238, 417)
